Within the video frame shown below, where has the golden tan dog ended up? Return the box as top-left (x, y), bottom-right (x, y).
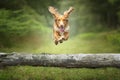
top-left (48, 6), bottom-right (74, 45)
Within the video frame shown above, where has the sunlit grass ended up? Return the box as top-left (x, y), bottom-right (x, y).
top-left (35, 32), bottom-right (120, 54)
top-left (1, 31), bottom-right (119, 53)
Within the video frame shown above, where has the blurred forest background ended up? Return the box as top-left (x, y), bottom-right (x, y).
top-left (0, 0), bottom-right (120, 53)
top-left (0, 0), bottom-right (120, 80)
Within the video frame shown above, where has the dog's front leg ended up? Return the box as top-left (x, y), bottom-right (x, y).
top-left (54, 31), bottom-right (61, 45)
top-left (63, 32), bottom-right (69, 41)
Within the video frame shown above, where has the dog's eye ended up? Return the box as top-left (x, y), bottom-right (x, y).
top-left (57, 19), bottom-right (60, 21)
top-left (63, 19), bottom-right (68, 22)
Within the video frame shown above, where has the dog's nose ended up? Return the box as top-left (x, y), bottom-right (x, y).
top-left (60, 21), bottom-right (64, 28)
top-left (60, 25), bottom-right (64, 28)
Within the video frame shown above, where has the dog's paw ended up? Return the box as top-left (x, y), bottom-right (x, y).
top-left (62, 37), bottom-right (65, 40)
top-left (58, 37), bottom-right (64, 43)
top-left (54, 40), bottom-right (58, 45)
top-left (59, 39), bottom-right (63, 43)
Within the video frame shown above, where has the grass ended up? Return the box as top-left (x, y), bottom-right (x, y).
top-left (35, 31), bottom-right (120, 53)
top-left (0, 30), bottom-right (120, 53)
top-left (0, 31), bottom-right (120, 80)
top-left (0, 66), bottom-right (120, 80)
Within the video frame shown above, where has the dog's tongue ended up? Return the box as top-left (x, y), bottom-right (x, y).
top-left (60, 27), bottom-right (64, 32)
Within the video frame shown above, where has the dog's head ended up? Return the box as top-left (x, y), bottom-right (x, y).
top-left (49, 6), bottom-right (74, 32)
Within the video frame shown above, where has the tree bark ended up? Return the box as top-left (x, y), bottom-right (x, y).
top-left (0, 53), bottom-right (120, 68)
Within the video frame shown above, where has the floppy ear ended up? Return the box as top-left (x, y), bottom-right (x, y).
top-left (64, 7), bottom-right (74, 18)
top-left (48, 6), bottom-right (60, 18)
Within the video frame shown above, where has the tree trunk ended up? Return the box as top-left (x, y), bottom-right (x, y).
top-left (0, 53), bottom-right (120, 68)
top-left (107, 12), bottom-right (118, 29)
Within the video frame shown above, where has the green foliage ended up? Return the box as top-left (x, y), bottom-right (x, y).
top-left (70, 0), bottom-right (120, 33)
top-left (0, 0), bottom-right (25, 10)
top-left (0, 7), bottom-right (50, 47)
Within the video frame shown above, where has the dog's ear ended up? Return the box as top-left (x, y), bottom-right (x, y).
top-left (48, 6), bottom-right (60, 18)
top-left (64, 7), bottom-right (74, 18)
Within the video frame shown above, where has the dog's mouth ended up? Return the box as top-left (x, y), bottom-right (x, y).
top-left (60, 28), bottom-right (64, 32)
top-left (59, 26), bottom-right (64, 32)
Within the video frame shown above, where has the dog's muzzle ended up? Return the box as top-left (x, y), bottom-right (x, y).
top-left (59, 25), bottom-right (64, 32)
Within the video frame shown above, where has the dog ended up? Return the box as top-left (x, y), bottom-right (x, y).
top-left (48, 6), bottom-right (74, 45)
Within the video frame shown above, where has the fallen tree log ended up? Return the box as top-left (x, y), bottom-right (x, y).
top-left (0, 53), bottom-right (120, 68)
